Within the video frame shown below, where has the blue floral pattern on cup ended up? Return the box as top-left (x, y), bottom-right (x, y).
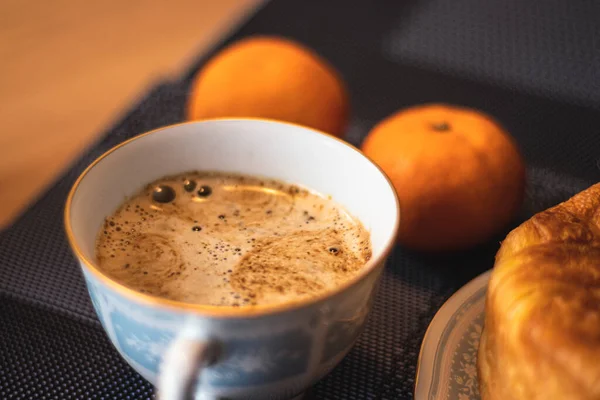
top-left (207, 330), bottom-right (311, 387)
top-left (111, 311), bottom-right (175, 374)
top-left (86, 280), bottom-right (108, 330)
top-left (80, 264), bottom-right (383, 398)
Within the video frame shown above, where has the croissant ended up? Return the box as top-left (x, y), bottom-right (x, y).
top-left (478, 182), bottom-right (600, 399)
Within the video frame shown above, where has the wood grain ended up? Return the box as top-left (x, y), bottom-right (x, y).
top-left (0, 0), bottom-right (261, 229)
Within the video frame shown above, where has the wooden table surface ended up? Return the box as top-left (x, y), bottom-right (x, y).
top-left (0, 0), bottom-right (261, 229)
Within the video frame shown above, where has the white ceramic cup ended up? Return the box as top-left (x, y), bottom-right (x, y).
top-left (65, 119), bottom-right (399, 400)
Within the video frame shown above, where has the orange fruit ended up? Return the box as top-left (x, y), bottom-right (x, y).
top-left (187, 36), bottom-right (349, 138)
top-left (362, 104), bottom-right (526, 252)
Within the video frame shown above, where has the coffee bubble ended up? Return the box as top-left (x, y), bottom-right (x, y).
top-left (152, 185), bottom-right (176, 203)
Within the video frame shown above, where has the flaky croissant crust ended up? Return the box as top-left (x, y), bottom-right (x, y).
top-left (478, 183), bottom-right (600, 400)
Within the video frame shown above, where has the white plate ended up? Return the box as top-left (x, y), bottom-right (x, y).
top-left (414, 270), bottom-right (491, 400)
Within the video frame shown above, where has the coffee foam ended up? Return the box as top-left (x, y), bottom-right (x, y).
top-left (95, 172), bottom-right (371, 307)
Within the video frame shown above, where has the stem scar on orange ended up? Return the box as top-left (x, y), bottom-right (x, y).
top-left (362, 104), bottom-right (526, 252)
top-left (187, 35), bottom-right (349, 138)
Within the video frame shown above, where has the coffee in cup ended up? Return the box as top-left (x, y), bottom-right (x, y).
top-left (96, 171), bottom-right (372, 307)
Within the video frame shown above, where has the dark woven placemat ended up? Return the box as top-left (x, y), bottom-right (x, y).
top-left (1, 0), bottom-right (599, 399)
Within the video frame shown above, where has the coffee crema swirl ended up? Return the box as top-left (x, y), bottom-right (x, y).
top-left (95, 171), bottom-right (372, 307)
